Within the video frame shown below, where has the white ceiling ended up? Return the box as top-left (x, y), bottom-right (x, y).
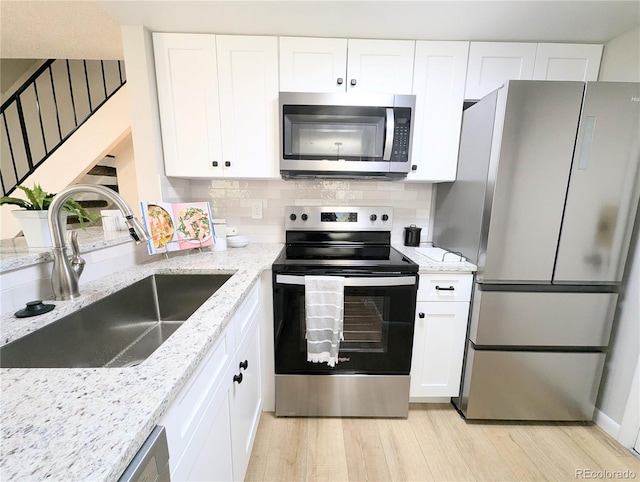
top-left (1, 1), bottom-right (639, 60)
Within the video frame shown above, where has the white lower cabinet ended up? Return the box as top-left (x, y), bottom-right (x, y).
top-left (410, 273), bottom-right (472, 398)
top-left (160, 281), bottom-right (263, 481)
top-left (229, 288), bottom-right (263, 480)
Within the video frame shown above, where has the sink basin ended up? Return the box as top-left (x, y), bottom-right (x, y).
top-left (0, 273), bottom-right (232, 368)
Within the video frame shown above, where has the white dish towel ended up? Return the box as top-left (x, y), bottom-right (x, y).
top-left (304, 275), bottom-right (345, 368)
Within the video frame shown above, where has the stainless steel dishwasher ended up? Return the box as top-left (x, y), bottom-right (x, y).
top-left (118, 426), bottom-right (170, 482)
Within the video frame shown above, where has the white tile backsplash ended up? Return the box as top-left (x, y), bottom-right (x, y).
top-left (186, 178), bottom-right (433, 245)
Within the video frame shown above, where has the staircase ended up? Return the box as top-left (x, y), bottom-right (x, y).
top-left (0, 58), bottom-right (131, 239)
top-left (67, 155), bottom-right (120, 224)
top-left (1, 58), bottom-right (126, 197)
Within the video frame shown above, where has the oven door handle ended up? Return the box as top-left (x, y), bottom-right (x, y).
top-left (275, 274), bottom-right (416, 287)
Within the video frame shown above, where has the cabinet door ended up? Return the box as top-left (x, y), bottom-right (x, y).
top-left (216, 35), bottom-right (279, 178)
top-left (409, 41), bottom-right (469, 182)
top-left (533, 43), bottom-right (603, 81)
top-left (161, 326), bottom-right (235, 481)
top-left (153, 33), bottom-right (223, 177)
top-left (346, 39), bottom-right (415, 94)
top-left (279, 37), bottom-right (348, 92)
top-left (410, 301), bottom-right (470, 398)
top-left (465, 42), bottom-right (537, 100)
top-left (230, 316), bottom-right (263, 481)
top-left (177, 389), bottom-right (234, 482)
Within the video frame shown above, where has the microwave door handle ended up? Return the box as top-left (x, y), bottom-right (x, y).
top-left (383, 108), bottom-right (394, 161)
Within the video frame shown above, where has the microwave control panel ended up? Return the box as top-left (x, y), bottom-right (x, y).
top-left (390, 107), bottom-right (411, 162)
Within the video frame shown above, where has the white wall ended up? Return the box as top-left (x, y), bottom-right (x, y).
top-left (595, 25), bottom-right (640, 439)
top-left (120, 25), bottom-right (166, 203)
top-left (0, 59), bottom-right (40, 99)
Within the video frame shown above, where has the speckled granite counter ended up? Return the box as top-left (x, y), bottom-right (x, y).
top-left (1, 241), bottom-right (474, 481)
top-left (394, 244), bottom-right (477, 273)
top-left (0, 243), bottom-right (284, 481)
top-left (0, 227), bottom-right (132, 273)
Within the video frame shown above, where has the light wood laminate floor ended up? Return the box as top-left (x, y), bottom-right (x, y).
top-left (246, 404), bottom-right (640, 481)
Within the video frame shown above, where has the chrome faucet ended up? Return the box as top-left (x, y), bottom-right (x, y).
top-left (48, 184), bottom-right (150, 300)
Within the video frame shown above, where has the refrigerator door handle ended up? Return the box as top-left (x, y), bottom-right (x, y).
top-left (577, 116), bottom-right (597, 170)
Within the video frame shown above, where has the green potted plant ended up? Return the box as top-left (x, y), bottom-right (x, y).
top-left (0, 183), bottom-right (100, 247)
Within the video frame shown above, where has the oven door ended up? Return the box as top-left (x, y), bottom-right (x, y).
top-left (273, 273), bottom-right (418, 375)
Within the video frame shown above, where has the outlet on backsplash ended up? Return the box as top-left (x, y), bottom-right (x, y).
top-left (251, 201), bottom-right (263, 219)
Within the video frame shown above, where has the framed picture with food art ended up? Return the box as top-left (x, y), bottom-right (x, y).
top-left (139, 201), bottom-right (215, 255)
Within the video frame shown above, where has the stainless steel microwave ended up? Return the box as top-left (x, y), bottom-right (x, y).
top-left (279, 92), bottom-right (416, 179)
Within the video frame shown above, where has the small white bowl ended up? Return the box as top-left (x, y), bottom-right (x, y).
top-left (227, 235), bottom-right (249, 248)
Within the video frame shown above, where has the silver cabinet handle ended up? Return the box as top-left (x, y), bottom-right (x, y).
top-left (337, 78), bottom-right (343, 85)
top-left (435, 285), bottom-right (455, 291)
top-left (350, 79), bottom-right (357, 86)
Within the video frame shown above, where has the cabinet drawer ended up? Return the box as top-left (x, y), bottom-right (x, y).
top-left (418, 273), bottom-right (472, 302)
top-left (233, 281), bottom-right (260, 348)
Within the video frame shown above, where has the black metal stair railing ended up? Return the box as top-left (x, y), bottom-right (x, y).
top-left (0, 59), bottom-right (126, 197)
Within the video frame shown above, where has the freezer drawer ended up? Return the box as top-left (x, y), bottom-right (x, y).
top-left (458, 347), bottom-right (606, 420)
top-left (469, 289), bottom-right (617, 347)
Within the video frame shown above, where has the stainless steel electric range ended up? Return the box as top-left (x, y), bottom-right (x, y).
top-left (272, 206), bottom-right (419, 418)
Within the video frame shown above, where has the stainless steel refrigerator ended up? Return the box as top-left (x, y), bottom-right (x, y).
top-left (433, 80), bottom-right (640, 421)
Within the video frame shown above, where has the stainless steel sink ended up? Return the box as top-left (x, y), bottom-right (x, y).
top-left (0, 273), bottom-right (232, 368)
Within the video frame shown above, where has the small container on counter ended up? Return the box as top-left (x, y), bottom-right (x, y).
top-left (403, 225), bottom-right (422, 247)
top-left (212, 218), bottom-right (227, 251)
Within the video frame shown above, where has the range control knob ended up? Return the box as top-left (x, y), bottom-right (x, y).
top-left (289, 213), bottom-right (297, 221)
top-left (382, 214), bottom-right (389, 221)
top-left (301, 214), bottom-right (308, 221)
top-left (370, 214), bottom-right (377, 221)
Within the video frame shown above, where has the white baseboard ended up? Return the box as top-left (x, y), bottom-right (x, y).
top-left (409, 397), bottom-right (451, 403)
top-left (593, 408), bottom-right (621, 439)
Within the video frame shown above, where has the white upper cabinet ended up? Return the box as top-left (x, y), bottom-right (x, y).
top-left (465, 42), bottom-right (537, 100)
top-left (216, 35), bottom-right (279, 178)
top-left (279, 37), bottom-right (347, 93)
top-left (154, 33), bottom-right (279, 179)
top-left (279, 37), bottom-right (415, 94)
top-left (532, 43), bottom-right (603, 81)
top-left (465, 42), bottom-right (604, 100)
top-left (153, 33), bottom-right (222, 177)
top-left (409, 41), bottom-right (469, 182)
top-left (346, 39), bottom-right (415, 94)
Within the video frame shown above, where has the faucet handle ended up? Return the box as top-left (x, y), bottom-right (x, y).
top-left (68, 231), bottom-right (86, 278)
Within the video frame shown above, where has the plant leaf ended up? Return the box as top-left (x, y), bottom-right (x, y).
top-left (63, 198), bottom-right (101, 228)
top-left (0, 196), bottom-right (31, 209)
top-left (18, 184), bottom-right (54, 210)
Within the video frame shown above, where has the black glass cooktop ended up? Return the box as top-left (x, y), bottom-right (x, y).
top-left (272, 231), bottom-right (418, 274)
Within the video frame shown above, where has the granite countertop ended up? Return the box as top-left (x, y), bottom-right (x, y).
top-left (0, 240), bottom-right (474, 481)
top-left (0, 227), bottom-right (133, 273)
top-left (0, 243), bottom-right (284, 481)
top-left (395, 244), bottom-right (477, 273)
